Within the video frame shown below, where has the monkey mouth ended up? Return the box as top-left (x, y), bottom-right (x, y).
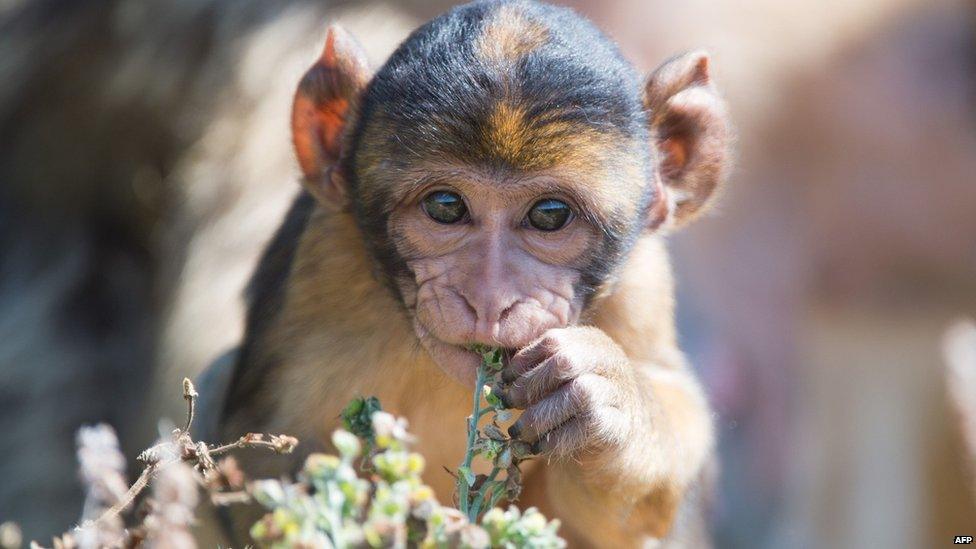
top-left (411, 317), bottom-right (519, 386)
top-left (411, 317), bottom-right (479, 382)
top-left (412, 317), bottom-right (517, 355)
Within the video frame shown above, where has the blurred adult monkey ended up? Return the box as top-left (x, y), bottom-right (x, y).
top-left (213, 0), bottom-right (732, 545)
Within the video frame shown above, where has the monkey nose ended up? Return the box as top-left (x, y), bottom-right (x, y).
top-left (471, 315), bottom-right (501, 344)
top-left (469, 300), bottom-right (519, 345)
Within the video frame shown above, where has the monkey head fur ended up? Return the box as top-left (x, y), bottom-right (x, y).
top-left (291, 0), bottom-right (731, 385)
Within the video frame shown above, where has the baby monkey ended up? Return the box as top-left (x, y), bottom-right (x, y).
top-left (211, 0), bottom-right (732, 546)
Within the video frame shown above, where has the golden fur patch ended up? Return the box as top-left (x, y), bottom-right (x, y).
top-left (484, 101), bottom-right (602, 172)
top-left (477, 4), bottom-right (549, 63)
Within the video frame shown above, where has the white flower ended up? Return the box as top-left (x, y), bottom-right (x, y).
top-left (331, 429), bottom-right (361, 459)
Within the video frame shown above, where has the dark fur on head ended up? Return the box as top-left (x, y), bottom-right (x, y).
top-left (341, 0), bottom-right (659, 307)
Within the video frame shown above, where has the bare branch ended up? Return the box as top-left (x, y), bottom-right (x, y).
top-left (208, 433), bottom-right (299, 457)
top-left (45, 379), bottom-right (299, 548)
top-left (182, 378), bottom-right (198, 434)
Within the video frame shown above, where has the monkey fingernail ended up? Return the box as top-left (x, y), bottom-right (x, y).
top-left (494, 388), bottom-right (512, 409)
top-left (507, 423), bottom-right (522, 439)
top-left (530, 440), bottom-right (545, 455)
top-left (511, 440), bottom-right (533, 459)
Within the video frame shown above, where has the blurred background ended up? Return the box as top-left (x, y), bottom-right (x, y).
top-left (1, 0), bottom-right (974, 546)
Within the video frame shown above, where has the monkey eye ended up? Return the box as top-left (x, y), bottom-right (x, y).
top-left (422, 190), bottom-right (468, 224)
top-left (527, 198), bottom-right (573, 231)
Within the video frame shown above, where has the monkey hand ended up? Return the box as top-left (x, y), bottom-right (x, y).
top-left (499, 326), bottom-right (650, 469)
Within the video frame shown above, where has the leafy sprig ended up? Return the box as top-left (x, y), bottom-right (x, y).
top-left (456, 346), bottom-right (535, 522)
top-left (250, 402), bottom-right (563, 548)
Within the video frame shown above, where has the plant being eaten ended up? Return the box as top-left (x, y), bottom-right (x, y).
top-left (249, 348), bottom-right (564, 548)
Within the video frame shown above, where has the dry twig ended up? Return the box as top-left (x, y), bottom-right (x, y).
top-left (38, 378), bottom-right (298, 549)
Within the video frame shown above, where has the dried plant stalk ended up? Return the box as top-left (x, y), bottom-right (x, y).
top-left (38, 378), bottom-right (298, 549)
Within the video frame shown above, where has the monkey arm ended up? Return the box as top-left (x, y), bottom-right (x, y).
top-left (533, 361), bottom-right (714, 547)
top-left (637, 365), bottom-right (715, 492)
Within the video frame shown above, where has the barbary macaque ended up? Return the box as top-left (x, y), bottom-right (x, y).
top-left (208, 0), bottom-right (732, 545)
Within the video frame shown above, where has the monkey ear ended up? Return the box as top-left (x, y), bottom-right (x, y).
top-left (291, 25), bottom-right (372, 209)
top-left (644, 51), bottom-right (732, 228)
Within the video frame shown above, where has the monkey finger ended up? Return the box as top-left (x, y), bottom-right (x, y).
top-left (532, 402), bottom-right (632, 457)
top-left (510, 344), bottom-right (615, 409)
top-left (501, 331), bottom-right (560, 384)
top-left (504, 353), bottom-right (579, 409)
top-left (531, 418), bottom-right (588, 459)
top-left (501, 356), bottom-right (560, 409)
top-left (508, 375), bottom-right (600, 441)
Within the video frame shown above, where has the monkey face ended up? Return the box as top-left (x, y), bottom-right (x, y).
top-left (384, 167), bottom-right (614, 384)
top-left (289, 6), bottom-right (731, 384)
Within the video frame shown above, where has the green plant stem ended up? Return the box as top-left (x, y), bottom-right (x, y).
top-left (468, 465), bottom-right (502, 520)
top-left (459, 366), bottom-right (489, 517)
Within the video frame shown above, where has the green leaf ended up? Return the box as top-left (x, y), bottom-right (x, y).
top-left (483, 439), bottom-right (503, 460)
top-left (488, 348), bottom-right (503, 368)
top-left (485, 390), bottom-right (503, 408)
top-left (458, 466), bottom-right (476, 487)
top-left (341, 396), bottom-right (382, 443)
top-left (486, 481), bottom-right (507, 509)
